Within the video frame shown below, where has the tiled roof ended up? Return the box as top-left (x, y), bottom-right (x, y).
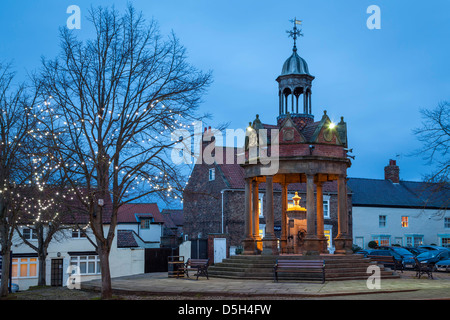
top-left (347, 178), bottom-right (449, 209)
top-left (161, 209), bottom-right (184, 227)
top-left (117, 230), bottom-right (139, 248)
top-left (55, 189), bottom-right (113, 225)
top-left (117, 203), bottom-right (165, 223)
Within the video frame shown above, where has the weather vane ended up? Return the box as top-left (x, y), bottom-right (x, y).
top-left (286, 18), bottom-right (303, 52)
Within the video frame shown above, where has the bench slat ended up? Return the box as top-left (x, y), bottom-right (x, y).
top-left (274, 259), bottom-right (325, 283)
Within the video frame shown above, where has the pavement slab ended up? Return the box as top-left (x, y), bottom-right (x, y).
top-left (80, 270), bottom-right (450, 299)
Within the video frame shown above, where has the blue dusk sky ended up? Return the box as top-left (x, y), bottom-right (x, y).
top-left (0, 0), bottom-right (449, 183)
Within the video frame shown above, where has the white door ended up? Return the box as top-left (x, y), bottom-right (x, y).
top-left (214, 238), bottom-right (227, 264)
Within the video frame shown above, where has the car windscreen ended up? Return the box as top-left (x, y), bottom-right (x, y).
top-left (418, 251), bottom-right (437, 259)
top-left (393, 248), bottom-right (413, 256)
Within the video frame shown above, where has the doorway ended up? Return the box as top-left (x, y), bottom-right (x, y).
top-left (51, 259), bottom-right (64, 286)
top-left (213, 238), bottom-right (227, 264)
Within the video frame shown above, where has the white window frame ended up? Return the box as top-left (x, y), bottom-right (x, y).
top-left (445, 217), bottom-right (450, 229)
top-left (22, 228), bottom-right (38, 240)
top-left (259, 193), bottom-right (264, 218)
top-left (372, 235), bottom-right (390, 246)
top-left (72, 228), bottom-right (87, 239)
top-left (12, 257), bottom-right (38, 279)
top-left (441, 237), bottom-right (450, 248)
top-left (323, 195), bottom-right (331, 219)
top-left (379, 215), bottom-right (387, 228)
top-left (70, 255), bottom-right (101, 275)
top-left (140, 218), bottom-right (152, 229)
top-left (208, 168), bottom-right (215, 181)
top-left (406, 235), bottom-right (423, 247)
top-left (401, 216), bottom-right (409, 228)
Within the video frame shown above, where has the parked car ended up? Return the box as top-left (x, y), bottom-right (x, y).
top-left (435, 258), bottom-right (450, 272)
top-left (418, 245), bottom-right (450, 252)
top-left (403, 247), bottom-right (426, 256)
top-left (416, 249), bottom-right (450, 268)
top-left (378, 246), bottom-right (417, 269)
top-left (355, 249), bottom-right (403, 260)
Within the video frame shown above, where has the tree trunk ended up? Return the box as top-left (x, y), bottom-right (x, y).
top-left (98, 247), bottom-right (112, 299)
top-left (0, 249), bottom-right (11, 297)
top-left (38, 252), bottom-right (47, 286)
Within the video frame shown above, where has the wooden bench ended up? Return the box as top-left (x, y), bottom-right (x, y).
top-left (273, 259), bottom-right (325, 283)
top-left (414, 257), bottom-right (434, 279)
top-left (367, 255), bottom-right (403, 272)
top-left (179, 258), bottom-right (210, 280)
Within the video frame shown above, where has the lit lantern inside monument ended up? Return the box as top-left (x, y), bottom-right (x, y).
top-left (287, 192), bottom-right (306, 212)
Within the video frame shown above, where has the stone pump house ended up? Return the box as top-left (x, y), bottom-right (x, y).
top-left (242, 44), bottom-right (353, 256)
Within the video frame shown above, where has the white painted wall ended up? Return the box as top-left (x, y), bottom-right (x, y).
top-left (352, 206), bottom-right (450, 248)
top-left (9, 225), bottom-right (145, 290)
top-left (116, 223), bottom-right (163, 243)
top-left (178, 241), bottom-right (191, 262)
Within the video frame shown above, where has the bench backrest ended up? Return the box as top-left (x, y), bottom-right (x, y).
top-left (276, 260), bottom-right (324, 267)
top-left (187, 259), bottom-right (209, 267)
top-left (367, 255), bottom-right (395, 262)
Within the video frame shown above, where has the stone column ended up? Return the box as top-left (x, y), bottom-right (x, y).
top-left (306, 174), bottom-right (316, 238)
top-left (291, 92), bottom-right (295, 113)
top-left (280, 183), bottom-right (288, 254)
top-left (242, 178), bottom-right (255, 254)
top-left (262, 176), bottom-right (278, 255)
top-left (334, 175), bottom-right (352, 254)
top-left (303, 174), bottom-right (320, 255)
top-left (316, 182), bottom-right (329, 254)
top-left (252, 180), bottom-right (261, 253)
top-left (308, 91), bottom-right (312, 114)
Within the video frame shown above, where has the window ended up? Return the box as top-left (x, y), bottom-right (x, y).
top-left (323, 195), bottom-right (331, 218)
top-left (23, 228), bottom-right (37, 240)
top-left (11, 258), bottom-right (38, 278)
top-left (140, 218), bottom-right (152, 229)
top-left (441, 238), bottom-right (450, 248)
top-left (401, 216), bottom-right (409, 228)
top-left (70, 255), bottom-right (101, 275)
top-left (258, 194), bottom-right (264, 217)
top-left (379, 215), bottom-right (386, 228)
top-left (445, 218), bottom-right (450, 229)
top-left (372, 235), bottom-right (390, 246)
top-left (406, 235), bottom-right (423, 247)
top-left (72, 228), bottom-right (87, 238)
top-left (209, 168), bottom-right (215, 181)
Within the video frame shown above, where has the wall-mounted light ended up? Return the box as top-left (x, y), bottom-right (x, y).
top-left (309, 145), bottom-right (315, 155)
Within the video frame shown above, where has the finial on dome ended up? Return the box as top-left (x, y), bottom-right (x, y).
top-left (286, 18), bottom-right (303, 52)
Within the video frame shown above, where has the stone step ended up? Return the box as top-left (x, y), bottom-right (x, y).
top-left (207, 254), bottom-right (399, 281)
top-left (208, 271), bottom-right (400, 281)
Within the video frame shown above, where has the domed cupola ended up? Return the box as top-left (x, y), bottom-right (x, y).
top-left (281, 50), bottom-right (311, 76)
top-left (276, 19), bottom-right (315, 121)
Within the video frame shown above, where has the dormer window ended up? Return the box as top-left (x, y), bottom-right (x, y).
top-left (140, 218), bottom-right (153, 229)
top-left (209, 168), bottom-right (215, 181)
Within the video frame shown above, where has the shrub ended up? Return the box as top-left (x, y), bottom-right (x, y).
top-left (368, 241), bottom-right (378, 249)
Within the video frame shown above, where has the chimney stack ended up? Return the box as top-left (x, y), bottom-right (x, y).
top-left (384, 159), bottom-right (400, 183)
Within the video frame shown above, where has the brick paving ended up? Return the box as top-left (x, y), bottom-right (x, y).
top-left (81, 270), bottom-right (450, 299)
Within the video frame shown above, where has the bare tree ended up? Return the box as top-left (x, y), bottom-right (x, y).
top-left (14, 178), bottom-right (75, 287)
top-left (0, 63), bottom-right (39, 297)
top-left (36, 5), bottom-right (212, 299)
top-left (413, 101), bottom-right (450, 209)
